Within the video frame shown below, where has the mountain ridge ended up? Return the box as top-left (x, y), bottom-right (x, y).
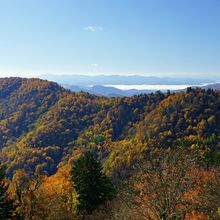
top-left (64, 83), bottom-right (220, 97)
top-left (0, 77), bottom-right (219, 178)
top-left (40, 74), bottom-right (214, 86)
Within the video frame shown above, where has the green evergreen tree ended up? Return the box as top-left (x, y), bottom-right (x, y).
top-left (0, 162), bottom-right (17, 220)
top-left (71, 151), bottom-right (114, 214)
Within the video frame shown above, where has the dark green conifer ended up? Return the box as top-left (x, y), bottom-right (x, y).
top-left (0, 162), bottom-right (17, 219)
top-left (71, 152), bottom-right (114, 214)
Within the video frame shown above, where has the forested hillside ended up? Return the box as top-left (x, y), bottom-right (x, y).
top-left (0, 78), bottom-right (168, 176)
top-left (0, 78), bottom-right (220, 176)
top-left (0, 77), bottom-right (219, 219)
top-left (135, 87), bottom-right (220, 148)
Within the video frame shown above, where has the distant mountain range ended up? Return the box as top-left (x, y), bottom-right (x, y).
top-left (40, 74), bottom-right (219, 97)
top-left (202, 83), bottom-right (220, 90)
top-left (63, 83), bottom-right (220, 97)
top-left (40, 74), bottom-right (214, 86)
top-left (63, 85), bottom-right (155, 97)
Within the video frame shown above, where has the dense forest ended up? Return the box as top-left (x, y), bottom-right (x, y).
top-left (0, 77), bottom-right (219, 219)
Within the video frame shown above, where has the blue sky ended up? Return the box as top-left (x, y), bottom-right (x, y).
top-left (0, 0), bottom-right (219, 79)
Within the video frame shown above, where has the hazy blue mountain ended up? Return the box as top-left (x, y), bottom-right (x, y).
top-left (202, 83), bottom-right (220, 90)
top-left (40, 74), bottom-right (214, 86)
top-left (64, 83), bottom-right (220, 97)
top-left (64, 85), bottom-right (158, 97)
top-left (40, 74), bottom-right (219, 97)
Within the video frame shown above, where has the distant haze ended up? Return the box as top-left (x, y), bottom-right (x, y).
top-left (40, 74), bottom-right (215, 86)
top-left (104, 84), bottom-right (206, 91)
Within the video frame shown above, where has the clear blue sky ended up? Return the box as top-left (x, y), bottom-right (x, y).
top-left (0, 0), bottom-right (219, 79)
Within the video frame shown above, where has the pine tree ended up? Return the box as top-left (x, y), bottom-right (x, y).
top-left (0, 162), bottom-right (17, 219)
top-left (71, 152), bottom-right (114, 214)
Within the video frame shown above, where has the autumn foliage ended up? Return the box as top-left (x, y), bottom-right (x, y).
top-left (0, 77), bottom-right (219, 219)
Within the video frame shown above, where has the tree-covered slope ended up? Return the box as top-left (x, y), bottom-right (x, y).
top-left (0, 78), bottom-right (109, 175)
top-left (134, 88), bottom-right (220, 149)
top-left (0, 78), bottom-right (219, 178)
top-left (103, 88), bottom-right (220, 178)
top-left (0, 77), bottom-right (64, 148)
